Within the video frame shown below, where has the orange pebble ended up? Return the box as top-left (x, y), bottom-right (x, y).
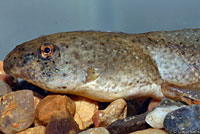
top-left (0, 61), bottom-right (5, 74)
top-left (148, 99), bottom-right (161, 112)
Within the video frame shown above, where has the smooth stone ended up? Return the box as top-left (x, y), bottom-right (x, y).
top-left (0, 61), bottom-right (5, 74)
top-left (145, 98), bottom-right (186, 128)
top-left (45, 111), bottom-right (80, 134)
top-left (130, 128), bottom-right (168, 134)
top-left (147, 99), bottom-right (161, 112)
top-left (16, 126), bottom-right (45, 134)
top-left (0, 90), bottom-right (35, 134)
top-left (92, 99), bottom-right (127, 127)
top-left (35, 95), bottom-right (75, 126)
top-left (107, 112), bottom-right (148, 134)
top-left (0, 79), bottom-right (12, 97)
top-left (70, 96), bottom-right (98, 130)
top-left (79, 127), bottom-right (110, 134)
top-left (164, 104), bottom-right (200, 134)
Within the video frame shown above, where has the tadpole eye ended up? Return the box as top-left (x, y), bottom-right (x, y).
top-left (44, 47), bottom-right (51, 53)
top-left (40, 43), bottom-right (55, 59)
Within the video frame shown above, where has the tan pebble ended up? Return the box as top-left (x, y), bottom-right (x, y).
top-left (0, 61), bottom-right (5, 74)
top-left (148, 99), bottom-right (161, 112)
top-left (34, 96), bottom-right (41, 110)
top-left (35, 95), bottom-right (75, 126)
top-left (79, 127), bottom-right (110, 134)
top-left (33, 96), bottom-right (42, 126)
top-left (16, 126), bottom-right (45, 134)
top-left (70, 95), bottom-right (99, 130)
top-left (93, 98), bottom-right (127, 127)
top-left (130, 128), bottom-right (168, 134)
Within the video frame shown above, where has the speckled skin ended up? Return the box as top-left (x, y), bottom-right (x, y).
top-left (3, 29), bottom-right (200, 102)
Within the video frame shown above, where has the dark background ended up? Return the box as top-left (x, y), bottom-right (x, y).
top-left (1, 0), bottom-right (200, 60)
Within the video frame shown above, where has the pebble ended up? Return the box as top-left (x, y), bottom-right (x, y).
top-left (107, 112), bottom-right (148, 134)
top-left (130, 128), bottom-right (168, 134)
top-left (0, 79), bottom-right (12, 97)
top-left (79, 127), bottom-right (110, 134)
top-left (164, 104), bottom-right (200, 134)
top-left (0, 61), bottom-right (17, 88)
top-left (35, 95), bottom-right (75, 126)
top-left (145, 98), bottom-right (185, 128)
top-left (0, 90), bottom-right (35, 134)
top-left (33, 92), bottom-right (43, 110)
top-left (16, 126), bottom-right (45, 134)
top-left (92, 98), bottom-right (127, 127)
top-left (45, 111), bottom-right (80, 134)
top-left (147, 99), bottom-right (161, 112)
top-left (70, 96), bottom-right (99, 130)
top-left (0, 61), bottom-right (5, 74)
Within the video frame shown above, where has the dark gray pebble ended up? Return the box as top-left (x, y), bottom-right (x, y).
top-left (164, 105), bottom-right (200, 134)
top-left (107, 112), bottom-right (149, 134)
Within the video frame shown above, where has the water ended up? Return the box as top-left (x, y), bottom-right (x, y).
top-left (1, 0), bottom-right (200, 60)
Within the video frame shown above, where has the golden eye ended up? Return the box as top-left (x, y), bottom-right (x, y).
top-left (40, 43), bottom-right (54, 58)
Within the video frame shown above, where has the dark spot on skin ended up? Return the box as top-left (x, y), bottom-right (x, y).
top-left (100, 42), bottom-right (105, 46)
top-left (148, 37), bottom-right (153, 42)
top-left (72, 51), bottom-right (79, 60)
top-left (81, 40), bottom-right (87, 45)
top-left (62, 86), bottom-right (67, 89)
top-left (88, 60), bottom-right (93, 64)
top-left (65, 45), bottom-right (69, 48)
top-left (128, 82), bottom-right (133, 86)
top-left (31, 53), bottom-right (34, 55)
top-left (42, 72), bottom-right (52, 77)
top-left (180, 42), bottom-right (183, 45)
top-left (132, 40), bottom-right (135, 43)
top-left (54, 68), bottom-right (60, 72)
top-left (196, 39), bottom-right (199, 42)
top-left (14, 57), bottom-right (16, 60)
top-left (71, 37), bottom-right (76, 40)
top-left (21, 48), bottom-right (25, 51)
top-left (44, 62), bottom-right (48, 65)
top-left (20, 57), bottom-right (23, 60)
top-left (23, 60), bottom-right (27, 64)
top-left (63, 73), bottom-right (66, 77)
top-left (65, 61), bottom-right (69, 64)
top-left (46, 72), bottom-right (52, 77)
top-left (36, 60), bottom-right (40, 63)
top-left (161, 39), bottom-right (165, 42)
top-left (52, 61), bottom-right (55, 64)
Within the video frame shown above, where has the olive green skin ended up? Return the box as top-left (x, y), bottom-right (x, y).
top-left (3, 29), bottom-right (200, 102)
